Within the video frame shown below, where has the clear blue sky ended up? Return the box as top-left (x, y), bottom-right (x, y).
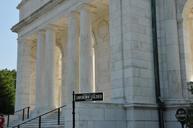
top-left (0, 0), bottom-right (20, 70)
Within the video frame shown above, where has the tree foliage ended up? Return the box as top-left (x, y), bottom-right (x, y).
top-left (0, 69), bottom-right (16, 114)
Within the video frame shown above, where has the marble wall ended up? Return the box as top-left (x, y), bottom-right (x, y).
top-left (13, 0), bottom-right (193, 127)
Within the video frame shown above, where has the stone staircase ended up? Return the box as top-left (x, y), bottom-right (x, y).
top-left (8, 112), bottom-right (64, 128)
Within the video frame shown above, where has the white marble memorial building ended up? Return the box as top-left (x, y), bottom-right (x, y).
top-left (11, 0), bottom-right (193, 128)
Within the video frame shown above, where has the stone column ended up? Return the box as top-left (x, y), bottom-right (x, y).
top-left (79, 4), bottom-right (94, 93)
top-left (15, 38), bottom-right (23, 111)
top-left (61, 31), bottom-right (67, 106)
top-left (15, 38), bottom-right (33, 110)
top-left (45, 26), bottom-right (57, 110)
top-left (64, 12), bottom-right (79, 104)
top-left (35, 30), bottom-right (46, 112)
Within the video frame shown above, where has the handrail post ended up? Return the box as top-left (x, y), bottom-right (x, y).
top-left (39, 116), bottom-right (41, 128)
top-left (7, 115), bottom-right (10, 127)
top-left (22, 109), bottom-right (25, 121)
top-left (72, 91), bottom-right (75, 128)
top-left (27, 107), bottom-right (30, 119)
top-left (58, 108), bottom-right (60, 125)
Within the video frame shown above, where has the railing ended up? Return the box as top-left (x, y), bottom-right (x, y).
top-left (12, 105), bottom-right (66, 128)
top-left (7, 106), bottom-right (30, 127)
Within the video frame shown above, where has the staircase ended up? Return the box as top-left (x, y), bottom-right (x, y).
top-left (9, 106), bottom-right (66, 128)
top-left (6, 107), bottom-right (30, 128)
top-left (13, 112), bottom-right (64, 128)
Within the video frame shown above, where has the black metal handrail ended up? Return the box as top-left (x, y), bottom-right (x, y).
top-left (12, 105), bottom-right (66, 128)
top-left (14, 107), bottom-right (30, 113)
top-left (7, 106), bottom-right (30, 127)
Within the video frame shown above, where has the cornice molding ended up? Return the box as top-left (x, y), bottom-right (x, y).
top-left (12, 0), bottom-right (66, 33)
top-left (17, 0), bottom-right (29, 9)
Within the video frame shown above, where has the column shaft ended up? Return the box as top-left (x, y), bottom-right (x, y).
top-left (15, 39), bottom-right (24, 111)
top-left (64, 12), bottom-right (79, 103)
top-left (15, 39), bottom-right (33, 110)
top-left (79, 6), bottom-right (93, 93)
top-left (61, 33), bottom-right (67, 106)
top-left (35, 31), bottom-right (46, 112)
top-left (45, 27), bottom-right (57, 109)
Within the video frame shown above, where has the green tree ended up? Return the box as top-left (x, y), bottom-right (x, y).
top-left (0, 69), bottom-right (16, 114)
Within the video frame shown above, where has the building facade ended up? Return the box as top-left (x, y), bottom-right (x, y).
top-left (12, 0), bottom-right (193, 128)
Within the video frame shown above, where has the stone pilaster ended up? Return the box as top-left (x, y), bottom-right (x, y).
top-left (45, 26), bottom-right (57, 110)
top-left (79, 4), bottom-right (94, 93)
top-left (64, 12), bottom-right (79, 104)
top-left (109, 0), bottom-right (125, 103)
top-left (163, 0), bottom-right (183, 101)
top-left (35, 30), bottom-right (46, 113)
top-left (109, 0), bottom-right (156, 104)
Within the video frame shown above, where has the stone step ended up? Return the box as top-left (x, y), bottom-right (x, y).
top-left (19, 125), bottom-right (64, 128)
top-left (9, 121), bottom-right (65, 128)
top-left (8, 112), bottom-right (65, 128)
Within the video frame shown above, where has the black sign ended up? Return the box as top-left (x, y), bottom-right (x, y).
top-left (75, 92), bottom-right (103, 102)
top-left (176, 108), bottom-right (187, 122)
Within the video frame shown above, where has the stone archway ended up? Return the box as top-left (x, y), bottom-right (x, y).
top-left (55, 45), bottom-right (62, 108)
top-left (182, 0), bottom-right (193, 81)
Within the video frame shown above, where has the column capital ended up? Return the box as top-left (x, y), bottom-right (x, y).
top-left (44, 24), bottom-right (66, 32)
top-left (67, 11), bottom-right (79, 17)
top-left (67, 11), bottom-right (79, 26)
top-left (44, 25), bottom-right (57, 31)
top-left (26, 38), bottom-right (35, 43)
top-left (17, 37), bottom-right (24, 41)
top-left (17, 37), bottom-right (35, 46)
top-left (77, 3), bottom-right (96, 12)
top-left (38, 29), bottom-right (46, 33)
top-left (67, 11), bottom-right (79, 23)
